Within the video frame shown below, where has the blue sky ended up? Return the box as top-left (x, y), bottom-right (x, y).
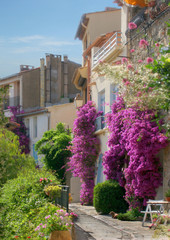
top-left (0, 0), bottom-right (118, 77)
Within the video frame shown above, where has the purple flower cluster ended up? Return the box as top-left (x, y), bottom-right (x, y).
top-left (9, 106), bottom-right (30, 154)
top-left (68, 101), bottom-right (101, 204)
top-left (103, 97), bottom-right (168, 208)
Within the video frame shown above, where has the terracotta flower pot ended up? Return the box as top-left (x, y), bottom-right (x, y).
top-left (166, 197), bottom-right (170, 202)
top-left (49, 230), bottom-right (72, 240)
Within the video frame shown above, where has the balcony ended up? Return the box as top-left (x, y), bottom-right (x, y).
top-left (92, 32), bottom-right (123, 69)
top-left (3, 96), bottom-right (20, 110)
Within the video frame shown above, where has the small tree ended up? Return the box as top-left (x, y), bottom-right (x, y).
top-left (0, 129), bottom-right (35, 187)
top-left (35, 123), bottom-right (72, 183)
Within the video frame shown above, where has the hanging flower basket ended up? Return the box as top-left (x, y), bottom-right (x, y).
top-left (49, 230), bottom-right (72, 240)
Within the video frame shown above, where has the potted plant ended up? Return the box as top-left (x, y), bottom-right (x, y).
top-left (35, 209), bottom-right (77, 240)
top-left (44, 185), bottom-right (62, 199)
top-left (165, 189), bottom-right (170, 202)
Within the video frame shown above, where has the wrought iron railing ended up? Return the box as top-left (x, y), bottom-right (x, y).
top-left (3, 96), bottom-right (20, 110)
top-left (55, 185), bottom-right (69, 212)
top-left (95, 111), bottom-right (112, 132)
top-left (92, 32), bottom-right (122, 67)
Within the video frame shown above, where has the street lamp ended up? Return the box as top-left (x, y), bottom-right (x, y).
top-left (74, 93), bottom-right (83, 108)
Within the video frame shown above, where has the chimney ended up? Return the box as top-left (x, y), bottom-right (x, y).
top-left (20, 65), bottom-right (34, 72)
top-left (40, 58), bottom-right (45, 107)
top-left (63, 55), bottom-right (68, 98)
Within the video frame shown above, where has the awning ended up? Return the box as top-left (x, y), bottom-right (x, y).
top-left (116, 0), bottom-right (147, 7)
top-left (72, 67), bottom-right (88, 90)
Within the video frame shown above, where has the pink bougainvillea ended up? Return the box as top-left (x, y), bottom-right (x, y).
top-left (9, 106), bottom-right (30, 154)
top-left (103, 97), bottom-right (168, 208)
top-left (68, 101), bottom-right (101, 204)
top-left (128, 22), bottom-right (137, 30)
top-left (139, 39), bottom-right (149, 48)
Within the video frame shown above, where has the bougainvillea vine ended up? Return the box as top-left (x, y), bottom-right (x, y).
top-left (68, 101), bottom-right (101, 204)
top-left (9, 106), bottom-right (30, 154)
top-left (103, 97), bottom-right (168, 208)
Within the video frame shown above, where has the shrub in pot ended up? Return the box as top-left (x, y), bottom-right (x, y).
top-left (93, 180), bottom-right (128, 214)
top-left (44, 185), bottom-right (62, 199)
top-left (165, 189), bottom-right (170, 202)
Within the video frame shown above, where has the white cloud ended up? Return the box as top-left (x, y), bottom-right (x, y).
top-left (42, 41), bottom-right (79, 47)
top-left (11, 35), bottom-right (45, 43)
top-left (9, 35), bottom-right (80, 48)
top-left (12, 46), bottom-right (42, 54)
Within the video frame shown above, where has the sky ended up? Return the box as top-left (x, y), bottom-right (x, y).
top-left (0, 0), bottom-right (118, 78)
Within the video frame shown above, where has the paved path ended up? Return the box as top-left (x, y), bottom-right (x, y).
top-left (70, 203), bottom-right (158, 240)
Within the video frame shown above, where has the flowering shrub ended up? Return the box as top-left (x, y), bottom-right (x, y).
top-left (39, 177), bottom-right (52, 185)
top-left (9, 106), bottom-right (30, 154)
top-left (97, 57), bottom-right (169, 112)
top-left (34, 210), bottom-right (77, 238)
top-left (103, 98), bottom-right (168, 208)
top-left (96, 27), bottom-right (169, 208)
top-left (68, 101), bottom-right (101, 204)
top-left (0, 169), bottom-right (60, 239)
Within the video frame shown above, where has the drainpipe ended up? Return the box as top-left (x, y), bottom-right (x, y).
top-left (87, 57), bottom-right (91, 101)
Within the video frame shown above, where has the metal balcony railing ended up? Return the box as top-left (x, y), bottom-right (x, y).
top-left (3, 96), bottom-right (20, 110)
top-left (92, 32), bottom-right (122, 67)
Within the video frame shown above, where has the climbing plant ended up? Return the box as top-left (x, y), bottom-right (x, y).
top-left (103, 97), bottom-right (168, 208)
top-left (68, 101), bottom-right (101, 204)
top-left (97, 23), bottom-right (169, 208)
top-left (9, 106), bottom-right (30, 154)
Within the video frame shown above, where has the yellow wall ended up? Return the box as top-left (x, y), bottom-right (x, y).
top-left (47, 103), bottom-right (77, 130)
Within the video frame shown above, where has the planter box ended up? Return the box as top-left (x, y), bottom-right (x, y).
top-left (49, 231), bottom-right (72, 240)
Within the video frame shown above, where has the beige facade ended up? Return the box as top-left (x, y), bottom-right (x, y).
top-left (72, 8), bottom-right (122, 199)
top-left (47, 103), bottom-right (77, 130)
top-left (77, 10), bottom-right (121, 51)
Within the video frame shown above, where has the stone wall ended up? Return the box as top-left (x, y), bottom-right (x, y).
top-left (127, 7), bottom-right (170, 199)
top-left (127, 7), bottom-right (170, 60)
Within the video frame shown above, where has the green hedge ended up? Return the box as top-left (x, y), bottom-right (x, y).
top-left (93, 180), bottom-right (128, 214)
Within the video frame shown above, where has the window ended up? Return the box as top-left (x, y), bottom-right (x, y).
top-left (25, 119), bottom-right (30, 137)
top-left (110, 84), bottom-right (118, 106)
top-left (33, 117), bottom-right (37, 138)
top-left (96, 154), bottom-right (103, 184)
top-left (98, 90), bottom-right (105, 114)
top-left (95, 91), bottom-right (105, 131)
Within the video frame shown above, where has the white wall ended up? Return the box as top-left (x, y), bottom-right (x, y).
top-left (23, 112), bottom-right (49, 164)
top-left (91, 73), bottom-right (118, 184)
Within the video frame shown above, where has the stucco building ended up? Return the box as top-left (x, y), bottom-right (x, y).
top-left (0, 54), bottom-right (80, 161)
top-left (73, 2), bottom-right (170, 202)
